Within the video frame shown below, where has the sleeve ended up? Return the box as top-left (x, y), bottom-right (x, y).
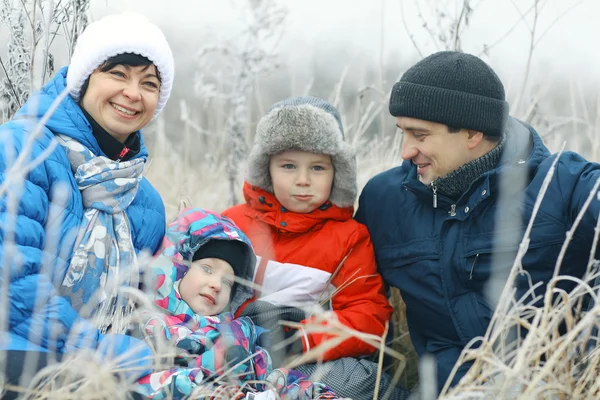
top-left (135, 367), bottom-right (212, 399)
top-left (0, 124), bottom-right (85, 354)
top-left (354, 181), bottom-right (370, 226)
top-left (1, 124), bottom-right (49, 334)
top-left (140, 312), bottom-right (216, 364)
top-left (565, 156), bottom-right (600, 251)
top-left (509, 154), bottom-right (600, 312)
top-left (221, 205), bottom-right (244, 225)
top-left (300, 224), bottom-right (393, 361)
top-left (263, 368), bottom-right (337, 399)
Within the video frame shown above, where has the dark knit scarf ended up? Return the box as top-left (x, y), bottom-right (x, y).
top-left (432, 135), bottom-right (506, 200)
top-left (81, 108), bottom-right (140, 161)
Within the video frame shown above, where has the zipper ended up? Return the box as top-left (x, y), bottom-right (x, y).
top-left (449, 204), bottom-right (456, 217)
top-left (252, 230), bottom-right (279, 300)
top-left (431, 182), bottom-right (438, 208)
top-left (469, 254), bottom-right (479, 280)
top-left (116, 146), bottom-right (130, 162)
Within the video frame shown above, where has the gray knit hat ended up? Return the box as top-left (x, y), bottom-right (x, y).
top-left (246, 96), bottom-right (357, 208)
top-left (389, 51), bottom-right (509, 136)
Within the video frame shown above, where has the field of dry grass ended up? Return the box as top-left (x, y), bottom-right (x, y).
top-left (140, 74), bottom-right (600, 397)
top-left (142, 103), bottom-right (422, 391)
top-left (3, 0), bottom-right (600, 398)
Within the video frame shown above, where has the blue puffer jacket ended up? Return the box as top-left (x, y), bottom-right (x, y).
top-left (355, 117), bottom-right (600, 392)
top-left (0, 67), bottom-right (165, 365)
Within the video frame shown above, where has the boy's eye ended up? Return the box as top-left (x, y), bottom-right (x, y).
top-left (282, 164), bottom-right (295, 169)
top-left (312, 165), bottom-right (325, 171)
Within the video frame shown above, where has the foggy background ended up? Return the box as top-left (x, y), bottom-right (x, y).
top-left (84, 0), bottom-right (600, 163)
top-left (2, 0), bottom-right (599, 160)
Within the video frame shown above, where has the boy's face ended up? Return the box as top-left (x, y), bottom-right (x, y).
top-left (269, 151), bottom-right (334, 213)
top-left (179, 258), bottom-right (235, 315)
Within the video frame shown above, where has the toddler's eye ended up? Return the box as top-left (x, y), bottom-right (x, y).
top-left (282, 164), bottom-right (295, 169)
top-left (223, 278), bottom-right (234, 287)
top-left (200, 264), bottom-right (212, 274)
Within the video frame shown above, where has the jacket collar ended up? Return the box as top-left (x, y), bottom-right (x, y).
top-left (243, 182), bottom-right (353, 233)
top-left (402, 117), bottom-right (550, 209)
top-left (81, 108), bottom-right (140, 161)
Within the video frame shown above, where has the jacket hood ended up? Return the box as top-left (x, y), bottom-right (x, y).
top-left (151, 208), bottom-right (256, 322)
top-left (246, 96), bottom-right (357, 208)
top-left (498, 116), bottom-right (550, 168)
top-left (243, 182), bottom-right (353, 233)
top-left (15, 66), bottom-right (149, 159)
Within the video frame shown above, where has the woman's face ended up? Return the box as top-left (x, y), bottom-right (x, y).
top-left (81, 64), bottom-right (160, 142)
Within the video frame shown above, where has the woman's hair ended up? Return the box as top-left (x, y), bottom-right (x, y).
top-left (79, 53), bottom-right (161, 100)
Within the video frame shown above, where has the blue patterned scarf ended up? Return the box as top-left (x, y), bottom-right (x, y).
top-left (56, 134), bottom-right (144, 333)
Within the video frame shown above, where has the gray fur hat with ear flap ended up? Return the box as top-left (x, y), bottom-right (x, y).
top-left (246, 96), bottom-right (357, 208)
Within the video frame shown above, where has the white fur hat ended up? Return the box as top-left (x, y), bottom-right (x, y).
top-left (66, 12), bottom-right (174, 117)
top-left (246, 96), bottom-right (357, 208)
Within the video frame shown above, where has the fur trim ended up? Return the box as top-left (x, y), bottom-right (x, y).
top-left (246, 103), bottom-right (357, 208)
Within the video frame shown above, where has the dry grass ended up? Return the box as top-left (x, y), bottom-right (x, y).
top-left (3, 2), bottom-right (600, 397)
top-left (3, 73), bottom-right (600, 399)
top-left (142, 86), bottom-right (423, 394)
top-left (438, 148), bottom-right (600, 399)
top-left (389, 288), bottom-right (420, 389)
top-left (139, 70), bottom-right (600, 397)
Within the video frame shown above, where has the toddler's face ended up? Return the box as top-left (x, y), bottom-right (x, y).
top-left (269, 151), bottom-right (334, 213)
top-left (179, 258), bottom-right (235, 315)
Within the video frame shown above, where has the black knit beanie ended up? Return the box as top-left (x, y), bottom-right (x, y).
top-left (389, 51), bottom-right (509, 137)
top-left (192, 240), bottom-right (248, 284)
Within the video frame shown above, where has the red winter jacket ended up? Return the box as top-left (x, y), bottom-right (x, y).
top-left (223, 183), bottom-right (393, 361)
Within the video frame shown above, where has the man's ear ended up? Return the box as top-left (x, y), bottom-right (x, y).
top-left (466, 130), bottom-right (484, 150)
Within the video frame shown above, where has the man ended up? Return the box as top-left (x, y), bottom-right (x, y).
top-left (355, 51), bottom-right (600, 393)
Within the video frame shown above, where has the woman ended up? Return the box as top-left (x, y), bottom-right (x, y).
top-left (0, 12), bottom-right (174, 394)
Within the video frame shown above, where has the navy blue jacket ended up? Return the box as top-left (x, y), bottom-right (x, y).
top-left (355, 117), bottom-right (600, 391)
top-left (0, 67), bottom-right (165, 365)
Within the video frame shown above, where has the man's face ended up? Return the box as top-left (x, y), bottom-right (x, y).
top-left (397, 117), bottom-right (475, 186)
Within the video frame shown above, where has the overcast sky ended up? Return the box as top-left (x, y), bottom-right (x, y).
top-left (89, 0), bottom-right (599, 83)
top-left (0, 0), bottom-right (596, 111)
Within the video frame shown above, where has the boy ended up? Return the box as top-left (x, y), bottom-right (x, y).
top-left (135, 207), bottom-right (336, 399)
top-left (223, 97), bottom-right (401, 399)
